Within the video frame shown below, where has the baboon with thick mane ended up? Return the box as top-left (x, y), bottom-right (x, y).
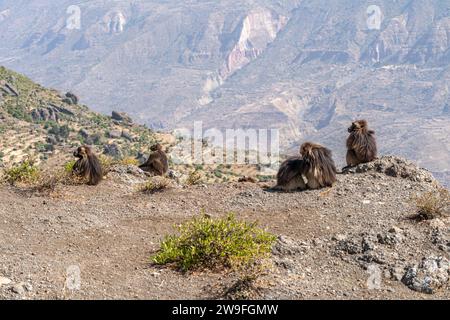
top-left (300, 142), bottom-right (337, 189)
top-left (274, 157), bottom-right (307, 191)
top-left (139, 143), bottom-right (169, 176)
top-left (346, 120), bottom-right (377, 167)
top-left (72, 145), bottom-right (103, 185)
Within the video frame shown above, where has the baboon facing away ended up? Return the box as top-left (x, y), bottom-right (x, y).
top-left (346, 120), bottom-right (377, 167)
top-left (139, 144), bottom-right (169, 176)
top-left (72, 145), bottom-right (103, 185)
top-left (300, 142), bottom-right (337, 189)
top-left (274, 157), bottom-right (307, 191)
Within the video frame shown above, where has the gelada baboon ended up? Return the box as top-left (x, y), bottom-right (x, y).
top-left (300, 142), bottom-right (337, 189)
top-left (346, 120), bottom-right (377, 167)
top-left (72, 145), bottom-right (103, 185)
top-left (139, 143), bottom-right (169, 176)
top-left (274, 157), bottom-right (307, 191)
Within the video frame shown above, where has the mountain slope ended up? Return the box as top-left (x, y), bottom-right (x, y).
top-left (0, 65), bottom-right (156, 167)
top-left (0, 0), bottom-right (449, 184)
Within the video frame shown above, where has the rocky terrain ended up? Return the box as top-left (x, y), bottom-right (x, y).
top-left (0, 0), bottom-right (449, 185)
top-left (0, 156), bottom-right (448, 300)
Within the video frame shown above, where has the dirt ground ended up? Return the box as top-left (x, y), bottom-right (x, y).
top-left (0, 161), bottom-right (449, 300)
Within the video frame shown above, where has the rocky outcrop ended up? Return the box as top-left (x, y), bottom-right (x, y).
top-left (0, 80), bottom-right (19, 97)
top-left (30, 104), bottom-right (74, 122)
top-left (31, 106), bottom-right (59, 122)
top-left (111, 111), bottom-right (132, 124)
top-left (402, 256), bottom-right (449, 294)
top-left (343, 156), bottom-right (436, 183)
top-left (62, 92), bottom-right (79, 105)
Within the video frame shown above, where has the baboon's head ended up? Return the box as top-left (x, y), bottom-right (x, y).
top-left (150, 143), bottom-right (162, 152)
top-left (300, 142), bottom-right (318, 158)
top-left (348, 120), bottom-right (368, 133)
top-left (73, 145), bottom-right (91, 159)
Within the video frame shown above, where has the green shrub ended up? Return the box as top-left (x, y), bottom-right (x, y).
top-left (3, 159), bottom-right (40, 184)
top-left (48, 123), bottom-right (70, 141)
top-left (64, 160), bottom-right (77, 173)
top-left (5, 103), bottom-right (32, 122)
top-left (152, 214), bottom-right (276, 272)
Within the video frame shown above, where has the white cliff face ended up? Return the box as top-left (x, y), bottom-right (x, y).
top-left (366, 15), bottom-right (409, 64)
top-left (220, 8), bottom-right (287, 78)
top-left (199, 8), bottom-right (287, 105)
top-left (103, 10), bottom-right (127, 34)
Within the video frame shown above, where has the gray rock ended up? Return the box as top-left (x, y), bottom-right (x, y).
top-left (79, 129), bottom-right (90, 139)
top-left (46, 135), bottom-right (58, 146)
top-left (401, 256), bottom-right (450, 294)
top-left (63, 92), bottom-right (79, 105)
top-left (11, 283), bottom-right (25, 295)
top-left (103, 143), bottom-right (122, 158)
top-left (344, 156), bottom-right (436, 183)
top-left (273, 236), bottom-right (303, 256)
top-left (110, 165), bottom-right (145, 177)
top-left (121, 130), bottom-right (133, 141)
top-left (335, 238), bottom-right (362, 255)
top-left (31, 106), bottom-right (59, 122)
top-left (108, 130), bottom-right (122, 139)
top-left (431, 226), bottom-right (450, 253)
top-left (377, 228), bottom-right (404, 246)
top-left (0, 80), bottom-right (19, 96)
top-left (111, 111), bottom-right (132, 123)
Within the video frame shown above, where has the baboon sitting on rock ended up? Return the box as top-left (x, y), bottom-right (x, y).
top-left (345, 120), bottom-right (377, 168)
top-left (139, 144), bottom-right (169, 176)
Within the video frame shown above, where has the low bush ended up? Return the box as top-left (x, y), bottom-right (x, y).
top-left (152, 214), bottom-right (276, 273)
top-left (3, 159), bottom-right (40, 185)
top-left (139, 176), bottom-right (171, 194)
top-left (412, 188), bottom-right (450, 220)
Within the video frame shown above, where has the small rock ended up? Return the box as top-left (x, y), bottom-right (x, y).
top-left (103, 143), bottom-right (122, 158)
top-left (332, 234), bottom-right (347, 242)
top-left (121, 130), bottom-right (133, 141)
top-left (111, 111), bottom-right (133, 123)
top-left (108, 130), bottom-right (122, 139)
top-left (11, 283), bottom-right (25, 295)
top-left (0, 276), bottom-right (12, 286)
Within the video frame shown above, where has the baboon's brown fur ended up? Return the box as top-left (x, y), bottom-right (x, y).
top-left (274, 157), bottom-right (307, 191)
top-left (72, 145), bottom-right (103, 185)
top-left (139, 144), bottom-right (169, 176)
top-left (346, 120), bottom-right (377, 167)
top-left (300, 142), bottom-right (337, 189)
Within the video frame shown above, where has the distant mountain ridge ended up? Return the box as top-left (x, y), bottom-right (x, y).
top-left (0, 0), bottom-right (449, 185)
